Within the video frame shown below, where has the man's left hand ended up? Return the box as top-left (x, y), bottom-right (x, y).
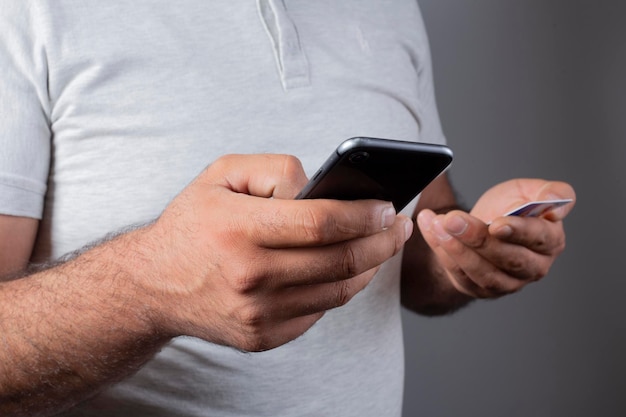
top-left (416, 179), bottom-right (576, 298)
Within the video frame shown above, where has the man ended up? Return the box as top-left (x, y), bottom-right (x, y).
top-left (0, 1), bottom-right (575, 416)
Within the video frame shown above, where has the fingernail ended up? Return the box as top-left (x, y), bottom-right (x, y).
top-left (417, 210), bottom-right (435, 232)
top-left (404, 218), bottom-right (414, 241)
top-left (381, 205), bottom-right (396, 229)
top-left (433, 218), bottom-right (452, 241)
top-left (493, 225), bottom-right (513, 239)
top-left (446, 215), bottom-right (468, 236)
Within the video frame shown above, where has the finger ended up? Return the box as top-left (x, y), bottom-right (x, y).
top-left (200, 154), bottom-right (405, 248)
top-left (436, 210), bottom-right (490, 250)
top-left (431, 238), bottom-right (524, 298)
top-left (418, 209), bottom-right (534, 296)
top-left (417, 231), bottom-right (520, 298)
top-left (489, 216), bottom-right (567, 256)
top-left (220, 269), bottom-right (379, 352)
top-left (231, 312), bottom-right (326, 352)
top-left (254, 216), bottom-right (412, 287)
top-left (201, 154), bottom-right (309, 199)
top-left (272, 268), bottom-right (378, 319)
top-left (262, 313), bottom-right (325, 351)
top-left (455, 237), bottom-right (554, 282)
top-left (435, 210), bottom-right (562, 258)
top-left (437, 211), bottom-right (558, 281)
top-left (418, 210), bottom-right (510, 297)
top-left (533, 180), bottom-right (577, 221)
top-left (237, 195), bottom-right (404, 248)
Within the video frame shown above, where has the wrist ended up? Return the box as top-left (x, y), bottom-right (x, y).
top-left (401, 263), bottom-right (474, 316)
top-left (99, 224), bottom-right (174, 340)
top-left (401, 215), bottom-right (474, 316)
top-left (0, 228), bottom-right (171, 414)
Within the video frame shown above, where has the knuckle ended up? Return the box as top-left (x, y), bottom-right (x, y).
top-left (554, 236), bottom-right (567, 255)
top-left (233, 306), bottom-right (271, 352)
top-left (481, 278), bottom-right (501, 295)
top-left (280, 155), bottom-right (305, 177)
top-left (339, 244), bottom-right (360, 278)
top-left (478, 271), bottom-right (510, 297)
top-left (533, 262), bottom-right (551, 281)
top-left (534, 224), bottom-right (566, 254)
top-left (503, 256), bottom-right (527, 275)
top-left (228, 263), bottom-right (264, 294)
top-left (470, 233), bottom-right (489, 250)
top-left (209, 154), bottom-right (237, 172)
top-left (533, 233), bottom-right (549, 252)
top-left (335, 280), bottom-right (354, 307)
top-left (236, 304), bottom-right (266, 329)
top-left (297, 207), bottom-right (336, 244)
top-left (239, 334), bottom-right (269, 353)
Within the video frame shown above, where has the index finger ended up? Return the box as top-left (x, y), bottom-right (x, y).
top-left (489, 216), bottom-right (566, 256)
top-left (201, 154), bottom-right (310, 199)
top-left (198, 154), bottom-right (402, 248)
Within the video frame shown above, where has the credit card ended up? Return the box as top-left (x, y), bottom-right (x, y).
top-left (504, 199), bottom-right (573, 218)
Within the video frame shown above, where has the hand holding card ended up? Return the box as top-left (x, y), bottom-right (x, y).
top-left (415, 179), bottom-right (575, 300)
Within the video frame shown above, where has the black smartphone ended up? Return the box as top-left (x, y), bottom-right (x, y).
top-left (296, 137), bottom-right (453, 211)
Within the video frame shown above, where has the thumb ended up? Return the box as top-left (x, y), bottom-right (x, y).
top-left (534, 181), bottom-right (577, 220)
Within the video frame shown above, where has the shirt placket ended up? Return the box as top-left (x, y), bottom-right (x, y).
top-left (257, 0), bottom-right (311, 90)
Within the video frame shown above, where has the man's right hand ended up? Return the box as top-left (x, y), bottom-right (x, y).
top-left (0, 153), bottom-right (413, 415)
top-left (139, 154), bottom-right (413, 352)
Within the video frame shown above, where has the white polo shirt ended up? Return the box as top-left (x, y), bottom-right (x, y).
top-left (0, 1), bottom-right (446, 415)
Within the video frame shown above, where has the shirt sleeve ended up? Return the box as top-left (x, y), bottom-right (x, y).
top-left (0, 0), bottom-right (51, 219)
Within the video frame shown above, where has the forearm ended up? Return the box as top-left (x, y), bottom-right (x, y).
top-left (400, 219), bottom-right (473, 316)
top-left (0, 227), bottom-right (169, 416)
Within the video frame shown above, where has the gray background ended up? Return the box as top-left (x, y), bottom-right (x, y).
top-left (402, 1), bottom-right (626, 416)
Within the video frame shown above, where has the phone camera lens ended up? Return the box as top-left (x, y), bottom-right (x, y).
top-left (348, 151), bottom-right (370, 164)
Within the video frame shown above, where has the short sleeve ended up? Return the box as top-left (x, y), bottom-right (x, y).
top-left (0, 1), bottom-right (51, 219)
